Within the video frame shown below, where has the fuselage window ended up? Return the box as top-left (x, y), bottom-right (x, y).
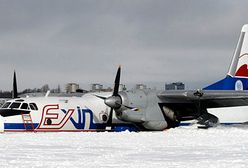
top-left (20, 103), bottom-right (29, 110)
top-left (29, 103), bottom-right (38, 111)
top-left (2, 102), bottom-right (11, 108)
top-left (9, 102), bottom-right (21, 109)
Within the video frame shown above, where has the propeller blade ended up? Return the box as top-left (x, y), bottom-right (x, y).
top-left (12, 71), bottom-right (18, 99)
top-left (115, 102), bottom-right (138, 111)
top-left (106, 108), bottom-right (113, 130)
top-left (113, 66), bottom-right (121, 96)
top-left (94, 94), bottom-right (107, 100)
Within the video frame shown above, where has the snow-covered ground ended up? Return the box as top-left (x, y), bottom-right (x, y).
top-left (1, 126), bottom-right (248, 168)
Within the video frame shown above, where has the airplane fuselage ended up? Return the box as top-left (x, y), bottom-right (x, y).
top-left (0, 92), bottom-right (137, 132)
top-left (2, 89), bottom-right (248, 132)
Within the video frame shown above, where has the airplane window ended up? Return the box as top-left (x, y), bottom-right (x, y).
top-left (29, 103), bottom-right (38, 111)
top-left (20, 103), bottom-right (29, 110)
top-left (9, 102), bottom-right (21, 109)
top-left (2, 102), bottom-right (11, 108)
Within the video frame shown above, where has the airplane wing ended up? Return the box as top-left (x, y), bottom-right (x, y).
top-left (158, 90), bottom-right (248, 108)
top-left (157, 90), bottom-right (248, 127)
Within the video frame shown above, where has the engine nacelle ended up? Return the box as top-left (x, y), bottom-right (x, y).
top-left (116, 109), bottom-right (144, 123)
top-left (117, 89), bottom-right (148, 111)
top-left (115, 89), bottom-right (172, 131)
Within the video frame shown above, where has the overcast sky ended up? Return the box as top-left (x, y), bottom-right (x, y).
top-left (0, 0), bottom-right (248, 91)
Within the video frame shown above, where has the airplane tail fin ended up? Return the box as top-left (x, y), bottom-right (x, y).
top-left (204, 24), bottom-right (248, 90)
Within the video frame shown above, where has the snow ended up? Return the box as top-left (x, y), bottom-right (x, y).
top-left (1, 126), bottom-right (248, 168)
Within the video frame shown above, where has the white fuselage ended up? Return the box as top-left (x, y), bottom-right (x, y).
top-left (208, 106), bottom-right (248, 124)
top-left (0, 92), bottom-right (130, 132)
top-left (1, 92), bottom-right (248, 132)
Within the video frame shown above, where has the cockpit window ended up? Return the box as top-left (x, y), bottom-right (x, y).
top-left (29, 103), bottom-right (38, 111)
top-left (2, 102), bottom-right (11, 108)
top-left (9, 102), bottom-right (21, 109)
top-left (20, 103), bottom-right (29, 110)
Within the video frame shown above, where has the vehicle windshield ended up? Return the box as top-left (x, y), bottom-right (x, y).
top-left (29, 103), bottom-right (38, 111)
top-left (1, 101), bottom-right (38, 111)
top-left (9, 102), bottom-right (21, 109)
top-left (1, 102), bottom-right (11, 108)
top-left (20, 103), bottom-right (29, 110)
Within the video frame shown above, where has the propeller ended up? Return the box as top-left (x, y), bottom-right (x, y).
top-left (104, 66), bottom-right (122, 130)
top-left (12, 71), bottom-right (18, 99)
top-left (95, 66), bottom-right (138, 130)
top-left (95, 66), bottom-right (123, 130)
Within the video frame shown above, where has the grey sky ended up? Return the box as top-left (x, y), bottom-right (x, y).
top-left (0, 0), bottom-right (247, 91)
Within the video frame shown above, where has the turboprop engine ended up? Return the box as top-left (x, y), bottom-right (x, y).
top-left (96, 67), bottom-right (178, 131)
top-left (115, 89), bottom-right (169, 130)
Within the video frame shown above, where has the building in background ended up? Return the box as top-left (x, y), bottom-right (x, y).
top-left (165, 82), bottom-right (185, 90)
top-left (136, 84), bottom-right (147, 90)
top-left (65, 83), bottom-right (80, 93)
top-left (119, 84), bottom-right (126, 91)
top-left (91, 83), bottom-right (114, 92)
top-left (91, 83), bottom-right (103, 92)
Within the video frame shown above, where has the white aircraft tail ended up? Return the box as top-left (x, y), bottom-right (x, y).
top-left (205, 24), bottom-right (248, 90)
top-left (228, 24), bottom-right (248, 77)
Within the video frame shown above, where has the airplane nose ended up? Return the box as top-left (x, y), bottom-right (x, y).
top-left (0, 115), bottom-right (4, 132)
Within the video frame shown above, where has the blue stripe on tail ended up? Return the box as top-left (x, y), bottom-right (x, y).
top-left (203, 76), bottom-right (248, 90)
